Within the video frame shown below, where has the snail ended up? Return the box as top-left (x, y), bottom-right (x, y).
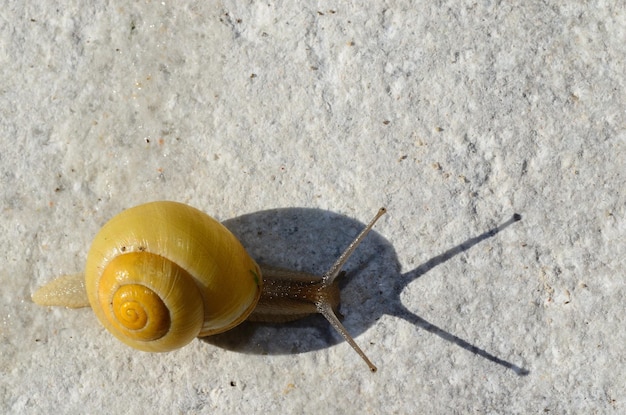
top-left (32, 201), bottom-right (386, 372)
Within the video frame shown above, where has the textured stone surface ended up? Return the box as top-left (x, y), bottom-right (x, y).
top-left (1, 2), bottom-right (624, 413)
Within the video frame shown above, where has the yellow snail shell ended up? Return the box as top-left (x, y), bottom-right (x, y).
top-left (35, 201), bottom-right (261, 353)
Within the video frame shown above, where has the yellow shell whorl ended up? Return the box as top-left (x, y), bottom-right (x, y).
top-left (111, 284), bottom-right (170, 339)
top-left (96, 252), bottom-right (203, 351)
top-left (85, 201), bottom-right (262, 352)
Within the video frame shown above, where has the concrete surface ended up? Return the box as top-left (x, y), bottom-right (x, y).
top-left (1, 1), bottom-right (624, 414)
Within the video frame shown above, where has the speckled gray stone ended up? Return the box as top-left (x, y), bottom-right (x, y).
top-left (1, 2), bottom-right (624, 414)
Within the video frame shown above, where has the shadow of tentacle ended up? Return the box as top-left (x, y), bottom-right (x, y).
top-left (204, 209), bottom-right (528, 375)
top-left (392, 213), bottom-right (529, 375)
top-left (407, 214), bottom-right (522, 276)
top-left (398, 303), bottom-right (529, 376)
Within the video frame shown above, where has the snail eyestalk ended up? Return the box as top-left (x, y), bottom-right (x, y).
top-left (318, 301), bottom-right (378, 372)
top-left (324, 207), bottom-right (387, 285)
top-left (320, 207), bottom-right (386, 372)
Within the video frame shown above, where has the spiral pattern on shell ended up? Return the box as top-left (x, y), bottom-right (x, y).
top-left (85, 201), bottom-right (262, 352)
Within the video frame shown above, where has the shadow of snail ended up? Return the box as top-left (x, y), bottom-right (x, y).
top-left (32, 201), bottom-right (527, 374)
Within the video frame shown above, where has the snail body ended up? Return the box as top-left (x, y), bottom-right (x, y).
top-left (33, 201), bottom-right (385, 371)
